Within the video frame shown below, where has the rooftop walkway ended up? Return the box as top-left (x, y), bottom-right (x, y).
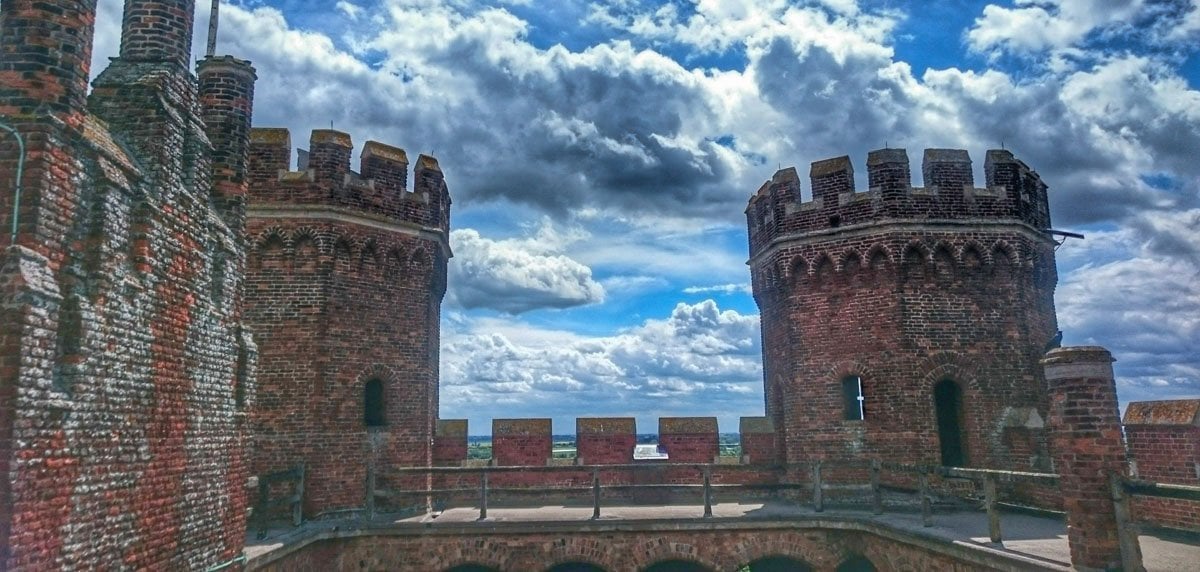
top-left (245, 500), bottom-right (1200, 571)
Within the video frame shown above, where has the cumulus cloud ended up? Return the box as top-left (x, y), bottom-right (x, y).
top-left (682, 283), bottom-right (751, 295)
top-left (449, 223), bottom-right (604, 313)
top-left (441, 299), bottom-right (763, 430)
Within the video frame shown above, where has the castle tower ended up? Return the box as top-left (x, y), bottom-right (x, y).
top-left (747, 148), bottom-right (1058, 470)
top-left (244, 128), bottom-right (451, 517)
top-left (0, 0), bottom-right (258, 568)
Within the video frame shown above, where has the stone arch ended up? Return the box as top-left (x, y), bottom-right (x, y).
top-left (359, 238), bottom-right (382, 274)
top-left (629, 539), bottom-right (719, 572)
top-left (410, 246), bottom-right (433, 272)
top-left (959, 241), bottom-right (985, 270)
top-left (724, 535), bottom-right (835, 572)
top-left (536, 536), bottom-right (615, 571)
top-left (864, 243), bottom-right (892, 268)
top-left (439, 538), bottom-right (515, 571)
top-left (810, 253), bottom-right (834, 285)
top-left (385, 245), bottom-right (406, 281)
top-left (331, 234), bottom-right (355, 273)
top-left (835, 554), bottom-right (879, 572)
top-left (255, 227), bottom-right (289, 271)
top-left (326, 364), bottom-right (403, 427)
top-left (918, 352), bottom-right (983, 466)
top-left (788, 254), bottom-right (809, 283)
top-left (990, 240), bottom-right (1019, 267)
top-left (291, 228), bottom-right (322, 273)
top-left (930, 241), bottom-right (956, 279)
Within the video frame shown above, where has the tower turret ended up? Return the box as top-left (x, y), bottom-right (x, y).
top-left (748, 147), bottom-right (1058, 473)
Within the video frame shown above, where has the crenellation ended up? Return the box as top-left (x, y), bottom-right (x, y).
top-left (308, 129), bottom-right (352, 185)
top-left (748, 148), bottom-right (1053, 257)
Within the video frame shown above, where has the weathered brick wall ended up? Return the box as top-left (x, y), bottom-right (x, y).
top-left (245, 128), bottom-right (450, 518)
top-left (251, 524), bottom-right (1031, 571)
top-left (660, 417), bottom-right (719, 463)
top-left (577, 417), bottom-right (636, 464)
top-left (1044, 347), bottom-right (1139, 570)
top-left (739, 416), bottom-right (777, 464)
top-left (749, 148), bottom-right (1058, 475)
top-left (1124, 399), bottom-right (1200, 531)
top-left (0, 1), bottom-right (257, 569)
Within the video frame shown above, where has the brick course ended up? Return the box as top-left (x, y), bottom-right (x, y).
top-left (1124, 399), bottom-right (1200, 531)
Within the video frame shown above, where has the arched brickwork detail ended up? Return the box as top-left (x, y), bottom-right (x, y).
top-left (989, 240), bottom-right (1019, 267)
top-left (722, 535), bottom-right (834, 571)
top-left (959, 241), bottom-right (984, 269)
top-left (527, 537), bottom-right (615, 571)
top-left (864, 243), bottom-right (892, 267)
top-left (439, 537), bottom-right (516, 571)
top-left (836, 248), bottom-right (863, 273)
top-left (787, 255), bottom-right (809, 283)
top-left (628, 539), bottom-right (719, 571)
top-left (326, 364), bottom-right (403, 424)
top-left (410, 246), bottom-right (433, 272)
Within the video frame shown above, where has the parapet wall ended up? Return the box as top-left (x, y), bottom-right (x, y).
top-left (247, 128), bottom-right (450, 231)
top-left (747, 148), bottom-right (1051, 258)
top-left (1124, 399), bottom-right (1200, 531)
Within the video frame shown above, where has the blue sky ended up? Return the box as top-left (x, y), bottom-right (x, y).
top-left (91, 0), bottom-right (1200, 435)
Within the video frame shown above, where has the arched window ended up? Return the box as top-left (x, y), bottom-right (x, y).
top-left (364, 379), bottom-right (385, 427)
top-left (842, 375), bottom-right (864, 421)
top-left (934, 379), bottom-right (967, 466)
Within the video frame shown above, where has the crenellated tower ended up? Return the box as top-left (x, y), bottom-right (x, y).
top-left (748, 148), bottom-right (1058, 471)
top-left (244, 127), bottom-right (451, 517)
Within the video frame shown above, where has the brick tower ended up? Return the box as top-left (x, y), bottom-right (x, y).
top-left (0, 0), bottom-right (257, 568)
top-left (244, 128), bottom-right (451, 516)
top-left (747, 148), bottom-right (1058, 470)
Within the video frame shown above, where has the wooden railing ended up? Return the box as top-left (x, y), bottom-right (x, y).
top-left (1112, 475), bottom-right (1200, 570)
top-left (253, 464), bottom-right (304, 539)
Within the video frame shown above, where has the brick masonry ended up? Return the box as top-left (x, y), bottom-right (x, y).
top-left (0, 0), bottom-right (256, 569)
top-left (1043, 347), bottom-right (1141, 571)
top-left (748, 149), bottom-right (1058, 472)
top-left (1124, 399), bottom-right (1200, 531)
top-left (250, 523), bottom-right (1038, 571)
top-left (244, 126), bottom-right (450, 518)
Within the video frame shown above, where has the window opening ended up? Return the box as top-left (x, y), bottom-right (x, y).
top-left (842, 375), bottom-right (864, 421)
top-left (934, 378), bottom-right (967, 466)
top-left (364, 379), bottom-right (385, 427)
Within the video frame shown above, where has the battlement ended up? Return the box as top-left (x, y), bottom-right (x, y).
top-left (747, 148), bottom-right (1051, 257)
top-left (247, 127), bottom-right (450, 231)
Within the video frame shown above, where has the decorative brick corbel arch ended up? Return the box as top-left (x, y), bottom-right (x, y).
top-left (439, 537), bottom-right (515, 571)
top-left (628, 539), bottom-right (720, 571)
top-left (722, 535), bottom-right (833, 571)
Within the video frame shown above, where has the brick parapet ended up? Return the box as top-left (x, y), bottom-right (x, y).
top-left (492, 418), bottom-right (552, 466)
top-left (747, 148), bottom-right (1052, 260)
top-left (659, 417), bottom-right (719, 463)
top-left (739, 416), bottom-right (778, 464)
top-left (577, 417), bottom-right (636, 465)
top-left (434, 419), bottom-right (468, 466)
top-left (247, 127), bottom-right (450, 232)
top-left (1123, 399), bottom-right (1200, 531)
top-left (1043, 346), bottom-right (1141, 571)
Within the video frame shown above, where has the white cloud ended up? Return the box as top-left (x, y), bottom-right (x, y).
top-left (967, 0), bottom-right (1147, 57)
top-left (682, 283), bottom-right (751, 295)
top-left (336, 1), bottom-right (364, 20)
top-left (441, 299), bottom-right (763, 431)
top-left (449, 223), bottom-right (605, 313)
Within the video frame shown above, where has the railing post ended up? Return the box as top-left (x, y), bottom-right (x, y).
top-left (478, 471), bottom-right (488, 521)
top-left (870, 459), bottom-right (883, 515)
top-left (984, 473), bottom-right (1000, 542)
top-left (591, 468), bottom-right (601, 520)
top-left (812, 461), bottom-right (824, 513)
top-left (1111, 473), bottom-right (1145, 572)
top-left (919, 469), bottom-right (932, 527)
top-left (294, 464), bottom-right (305, 527)
top-left (703, 466), bottom-right (713, 518)
top-left (365, 463), bottom-right (376, 520)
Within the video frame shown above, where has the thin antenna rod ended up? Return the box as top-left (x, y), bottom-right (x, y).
top-left (206, 0), bottom-right (220, 57)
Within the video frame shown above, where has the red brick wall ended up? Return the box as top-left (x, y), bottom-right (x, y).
top-left (577, 417), bottom-right (635, 464)
top-left (0, 1), bottom-right (257, 568)
top-left (660, 417), bottom-right (718, 463)
top-left (739, 416), bottom-right (778, 464)
top-left (252, 524), bottom-right (1033, 571)
top-left (434, 419), bottom-right (468, 465)
top-left (1124, 400), bottom-right (1200, 531)
top-left (749, 148), bottom-right (1057, 473)
top-left (1044, 347), bottom-right (1138, 570)
top-left (244, 130), bottom-right (449, 517)
top-left (492, 418), bottom-right (552, 466)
